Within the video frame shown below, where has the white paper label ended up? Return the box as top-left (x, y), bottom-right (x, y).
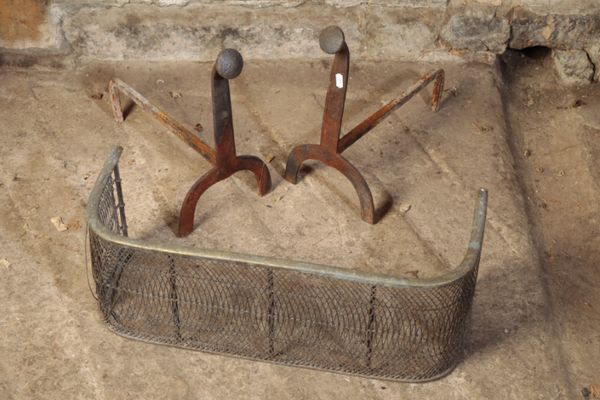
top-left (335, 73), bottom-right (344, 88)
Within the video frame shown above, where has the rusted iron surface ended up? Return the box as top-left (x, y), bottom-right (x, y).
top-left (338, 69), bottom-right (445, 153)
top-left (286, 144), bottom-right (374, 223)
top-left (109, 78), bottom-right (216, 164)
top-left (109, 49), bottom-right (272, 237)
top-left (178, 49), bottom-right (271, 237)
top-left (319, 28), bottom-right (349, 151)
top-left (285, 26), bottom-right (446, 224)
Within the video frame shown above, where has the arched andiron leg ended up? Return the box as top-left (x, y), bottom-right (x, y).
top-left (178, 168), bottom-right (222, 237)
top-left (284, 26), bottom-right (447, 224)
top-left (234, 155), bottom-right (272, 196)
top-left (285, 144), bottom-right (375, 224)
top-left (178, 155), bottom-right (272, 237)
top-left (178, 49), bottom-right (273, 237)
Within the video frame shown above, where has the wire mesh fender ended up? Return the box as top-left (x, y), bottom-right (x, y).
top-left (86, 146), bottom-right (488, 382)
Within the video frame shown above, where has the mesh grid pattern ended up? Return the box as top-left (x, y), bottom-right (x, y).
top-left (88, 163), bottom-right (478, 382)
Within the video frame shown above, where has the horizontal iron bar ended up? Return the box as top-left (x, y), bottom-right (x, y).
top-left (109, 79), bottom-right (216, 164)
top-left (337, 69), bottom-right (444, 153)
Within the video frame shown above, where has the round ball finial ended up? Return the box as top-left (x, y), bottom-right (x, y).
top-left (319, 26), bottom-right (345, 54)
top-left (216, 48), bottom-right (244, 79)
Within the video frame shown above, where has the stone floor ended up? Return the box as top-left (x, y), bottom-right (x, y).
top-left (0, 53), bottom-right (598, 399)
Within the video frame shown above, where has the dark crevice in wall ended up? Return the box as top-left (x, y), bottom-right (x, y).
top-left (514, 45), bottom-right (551, 60)
top-left (584, 49), bottom-right (597, 80)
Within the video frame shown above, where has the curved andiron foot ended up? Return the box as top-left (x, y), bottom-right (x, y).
top-left (285, 144), bottom-right (375, 223)
top-left (179, 155), bottom-right (270, 237)
top-left (178, 49), bottom-right (272, 237)
top-left (285, 25), bottom-right (445, 223)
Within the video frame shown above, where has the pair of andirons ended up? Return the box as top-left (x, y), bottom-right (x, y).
top-left (109, 26), bottom-right (445, 237)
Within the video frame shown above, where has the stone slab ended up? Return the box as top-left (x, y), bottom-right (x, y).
top-left (0, 59), bottom-right (571, 398)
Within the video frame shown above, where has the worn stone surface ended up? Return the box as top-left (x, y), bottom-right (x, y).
top-left (1, 58), bottom-right (596, 398)
top-left (501, 49), bottom-right (600, 398)
top-left (52, 0), bottom-right (305, 6)
top-left (61, 3), bottom-right (453, 62)
top-left (359, 8), bottom-right (442, 60)
top-left (0, 0), bottom-right (48, 44)
top-left (584, 42), bottom-right (600, 82)
top-left (578, 94), bottom-right (600, 130)
top-left (53, 0), bottom-right (449, 7)
top-left (326, 0), bottom-right (448, 7)
top-left (493, 0), bottom-right (600, 14)
top-left (552, 49), bottom-right (594, 86)
top-left (440, 7), bottom-right (510, 53)
top-left (62, 4), bottom-right (363, 61)
top-left (510, 7), bottom-right (600, 50)
top-left (0, 0), bottom-right (63, 49)
top-left (0, 0), bottom-right (598, 67)
top-left (59, 2), bottom-right (503, 62)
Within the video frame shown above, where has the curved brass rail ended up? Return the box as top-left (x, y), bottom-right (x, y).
top-left (87, 146), bottom-right (487, 382)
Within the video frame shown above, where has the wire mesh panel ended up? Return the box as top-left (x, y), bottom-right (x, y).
top-left (87, 147), bottom-right (487, 382)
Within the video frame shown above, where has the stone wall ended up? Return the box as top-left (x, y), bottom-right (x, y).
top-left (1, 0), bottom-right (599, 82)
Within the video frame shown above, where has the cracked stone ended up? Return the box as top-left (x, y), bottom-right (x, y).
top-left (584, 42), bottom-right (600, 82)
top-left (510, 7), bottom-right (600, 50)
top-left (157, 0), bottom-right (190, 5)
top-left (440, 9), bottom-right (509, 53)
top-left (552, 49), bottom-right (594, 86)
